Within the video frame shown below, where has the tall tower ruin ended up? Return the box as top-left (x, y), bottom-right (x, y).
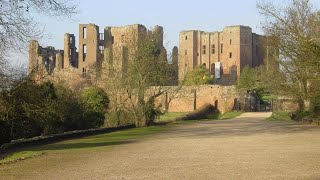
top-left (78, 24), bottom-right (101, 75)
top-left (64, 33), bottom-right (77, 69)
top-left (178, 25), bottom-right (265, 85)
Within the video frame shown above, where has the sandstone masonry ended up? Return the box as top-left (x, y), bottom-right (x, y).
top-left (179, 25), bottom-right (266, 85)
top-left (29, 23), bottom-right (175, 83)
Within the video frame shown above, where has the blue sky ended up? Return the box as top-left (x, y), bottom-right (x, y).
top-left (14, 0), bottom-right (264, 65)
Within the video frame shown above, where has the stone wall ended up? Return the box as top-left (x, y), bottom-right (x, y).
top-left (158, 85), bottom-right (238, 114)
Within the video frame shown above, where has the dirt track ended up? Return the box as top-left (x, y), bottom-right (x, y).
top-left (2, 112), bottom-right (320, 179)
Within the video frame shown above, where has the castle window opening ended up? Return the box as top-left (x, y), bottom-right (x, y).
top-left (229, 52), bottom-right (232, 58)
top-left (83, 44), bottom-right (87, 62)
top-left (83, 27), bottom-right (87, 39)
top-left (230, 39), bottom-right (232, 44)
top-left (100, 33), bottom-right (104, 41)
top-left (82, 68), bottom-right (87, 77)
top-left (69, 36), bottom-right (73, 44)
top-left (202, 45), bottom-right (206, 54)
top-left (99, 45), bottom-right (104, 53)
top-left (69, 48), bottom-right (72, 56)
top-left (211, 63), bottom-right (215, 74)
top-left (185, 50), bottom-right (187, 55)
top-left (221, 44), bottom-right (223, 53)
top-left (211, 44), bottom-right (215, 54)
top-left (185, 36), bottom-right (188, 40)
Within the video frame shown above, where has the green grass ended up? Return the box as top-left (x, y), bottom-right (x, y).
top-left (262, 94), bottom-right (278, 101)
top-left (157, 112), bottom-right (188, 122)
top-left (0, 111), bottom-right (242, 164)
top-left (0, 126), bottom-right (169, 164)
top-left (207, 111), bottom-right (243, 120)
top-left (0, 151), bottom-right (44, 164)
top-left (266, 111), bottom-right (291, 121)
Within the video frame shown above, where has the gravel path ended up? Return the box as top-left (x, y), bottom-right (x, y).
top-left (2, 112), bottom-right (320, 180)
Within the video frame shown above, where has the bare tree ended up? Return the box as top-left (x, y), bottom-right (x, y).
top-left (0, 0), bottom-right (77, 52)
top-left (0, 0), bottom-right (77, 89)
top-left (257, 0), bottom-right (320, 110)
top-left (96, 29), bottom-right (179, 127)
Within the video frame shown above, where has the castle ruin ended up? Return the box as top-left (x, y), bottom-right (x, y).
top-left (178, 25), bottom-right (266, 85)
top-left (29, 24), bottom-right (271, 113)
top-left (29, 23), bottom-right (176, 84)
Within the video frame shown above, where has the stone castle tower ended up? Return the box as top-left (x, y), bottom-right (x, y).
top-left (178, 25), bottom-right (265, 85)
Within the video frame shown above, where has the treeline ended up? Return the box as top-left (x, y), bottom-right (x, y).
top-left (0, 78), bottom-right (109, 145)
top-left (234, 0), bottom-right (320, 120)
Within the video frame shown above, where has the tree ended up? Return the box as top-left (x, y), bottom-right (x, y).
top-left (184, 65), bottom-right (214, 86)
top-left (98, 30), bottom-right (175, 127)
top-left (0, 0), bottom-right (77, 53)
top-left (0, 0), bottom-right (77, 89)
top-left (80, 87), bottom-right (109, 128)
top-left (237, 65), bottom-right (257, 91)
top-left (81, 87), bottom-right (109, 113)
top-left (257, 0), bottom-right (320, 110)
top-left (0, 77), bottom-right (109, 145)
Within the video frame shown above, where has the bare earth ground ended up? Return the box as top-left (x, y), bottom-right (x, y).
top-left (1, 112), bottom-right (320, 180)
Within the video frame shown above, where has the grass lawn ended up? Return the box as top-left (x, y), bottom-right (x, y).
top-left (262, 94), bottom-right (278, 101)
top-left (0, 111), bottom-right (242, 164)
top-left (0, 126), bottom-right (170, 164)
top-left (266, 111), bottom-right (291, 121)
top-left (157, 112), bottom-right (188, 122)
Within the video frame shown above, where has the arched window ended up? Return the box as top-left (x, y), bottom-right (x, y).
top-left (214, 100), bottom-right (218, 110)
top-left (202, 63), bottom-right (206, 68)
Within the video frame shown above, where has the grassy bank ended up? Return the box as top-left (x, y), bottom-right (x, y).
top-left (157, 112), bottom-right (188, 122)
top-left (0, 126), bottom-right (169, 164)
top-left (1, 111), bottom-right (243, 164)
top-left (266, 111), bottom-right (291, 121)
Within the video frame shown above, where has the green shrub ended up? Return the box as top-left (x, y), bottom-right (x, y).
top-left (0, 119), bottom-right (10, 145)
top-left (267, 111), bottom-right (291, 121)
top-left (184, 66), bottom-right (214, 86)
top-left (80, 87), bottom-right (109, 129)
top-left (292, 110), bottom-right (311, 121)
top-left (81, 87), bottom-right (109, 113)
top-left (312, 96), bottom-right (320, 115)
top-left (144, 97), bottom-right (162, 126)
top-left (0, 79), bottom-right (110, 145)
top-left (105, 110), bottom-right (133, 127)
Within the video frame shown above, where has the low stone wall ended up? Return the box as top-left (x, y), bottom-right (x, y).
top-left (159, 85), bottom-right (238, 114)
top-left (273, 98), bottom-right (299, 112)
top-left (0, 125), bottom-right (135, 154)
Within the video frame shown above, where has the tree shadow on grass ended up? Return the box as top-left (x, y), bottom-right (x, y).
top-left (31, 140), bottom-right (135, 151)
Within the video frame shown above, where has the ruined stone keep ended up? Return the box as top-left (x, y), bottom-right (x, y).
top-left (28, 23), bottom-right (172, 82)
top-left (178, 25), bottom-right (266, 85)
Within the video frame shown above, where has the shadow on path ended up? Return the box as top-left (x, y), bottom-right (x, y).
top-left (170, 113), bottom-right (319, 138)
